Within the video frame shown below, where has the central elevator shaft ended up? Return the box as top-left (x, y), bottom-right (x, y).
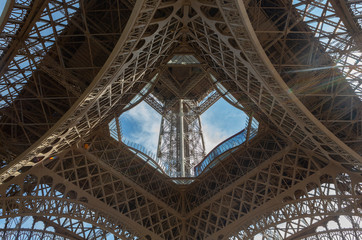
top-left (150, 53), bottom-right (211, 177)
top-left (157, 99), bottom-right (205, 177)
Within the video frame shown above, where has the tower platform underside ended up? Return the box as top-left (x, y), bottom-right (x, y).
top-left (0, 0), bottom-right (361, 239)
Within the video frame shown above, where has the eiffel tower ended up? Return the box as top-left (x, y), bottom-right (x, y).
top-left (0, 0), bottom-right (361, 239)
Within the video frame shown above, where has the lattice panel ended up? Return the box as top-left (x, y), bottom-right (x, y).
top-left (48, 148), bottom-right (183, 239)
top-left (0, 0), bottom-right (184, 184)
top-left (185, 147), bottom-right (325, 239)
top-left (0, 0), bottom-right (134, 175)
top-left (86, 133), bottom-right (183, 212)
top-left (0, 171), bottom-right (142, 239)
top-left (186, 0), bottom-right (361, 171)
top-left (247, 0), bottom-right (362, 153)
top-left (185, 131), bottom-right (288, 211)
top-left (231, 170), bottom-right (362, 239)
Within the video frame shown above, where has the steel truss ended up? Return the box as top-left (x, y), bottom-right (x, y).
top-left (0, 0), bottom-right (184, 183)
top-left (230, 165), bottom-right (361, 239)
top-left (247, 0), bottom-right (362, 156)
top-left (0, 0), bottom-right (134, 163)
top-left (1, 130), bottom-right (360, 239)
top-left (157, 100), bottom-right (206, 177)
top-left (0, 165), bottom-right (150, 239)
top-left (0, 0), bottom-right (361, 239)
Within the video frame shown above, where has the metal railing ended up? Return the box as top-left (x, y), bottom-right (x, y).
top-left (109, 121), bottom-right (167, 172)
top-left (109, 116), bottom-right (259, 178)
top-left (193, 128), bottom-right (255, 176)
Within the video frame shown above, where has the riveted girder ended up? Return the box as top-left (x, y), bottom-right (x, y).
top-left (0, 0), bottom-right (361, 239)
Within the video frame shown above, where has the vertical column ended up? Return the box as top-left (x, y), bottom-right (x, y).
top-left (115, 115), bottom-right (122, 142)
top-left (157, 117), bottom-right (165, 158)
top-left (198, 115), bottom-right (206, 156)
top-left (179, 99), bottom-right (185, 177)
top-left (246, 112), bottom-right (254, 145)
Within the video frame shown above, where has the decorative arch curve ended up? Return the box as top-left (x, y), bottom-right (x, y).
top-left (0, 196), bottom-right (139, 239)
top-left (232, 175), bottom-right (361, 239)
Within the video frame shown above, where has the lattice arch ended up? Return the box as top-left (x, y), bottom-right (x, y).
top-left (231, 171), bottom-right (362, 239)
top-left (301, 215), bottom-right (361, 240)
top-left (0, 172), bottom-right (143, 239)
top-left (1, 216), bottom-right (83, 240)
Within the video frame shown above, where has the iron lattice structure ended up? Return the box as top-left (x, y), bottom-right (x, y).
top-left (152, 55), bottom-right (215, 178)
top-left (156, 99), bottom-right (206, 177)
top-left (0, 0), bottom-right (361, 239)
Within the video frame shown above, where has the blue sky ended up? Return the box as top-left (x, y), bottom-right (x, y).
top-left (0, 1), bottom-right (7, 16)
top-left (201, 98), bottom-right (247, 151)
top-left (120, 98), bottom-right (248, 155)
top-left (120, 101), bottom-right (162, 153)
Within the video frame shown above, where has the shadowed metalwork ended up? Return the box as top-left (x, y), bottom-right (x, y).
top-left (0, 0), bottom-right (361, 239)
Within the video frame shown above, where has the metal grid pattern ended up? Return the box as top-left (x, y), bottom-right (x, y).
top-left (0, 0), bottom-right (360, 239)
top-left (0, 0), bottom-right (134, 173)
top-left (247, 0), bottom-right (362, 155)
top-left (47, 146), bottom-right (183, 239)
top-left (230, 167), bottom-right (361, 239)
top-left (0, 0), bottom-right (183, 184)
top-left (0, 166), bottom-right (146, 239)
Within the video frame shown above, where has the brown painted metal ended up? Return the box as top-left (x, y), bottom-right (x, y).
top-left (0, 0), bottom-right (361, 239)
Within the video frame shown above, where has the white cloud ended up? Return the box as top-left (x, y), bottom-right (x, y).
top-left (201, 99), bottom-right (247, 153)
top-left (121, 101), bottom-right (161, 153)
top-left (201, 118), bottom-right (231, 153)
top-left (121, 98), bottom-right (248, 157)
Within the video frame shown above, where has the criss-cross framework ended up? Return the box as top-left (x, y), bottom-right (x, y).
top-left (0, 0), bottom-right (361, 239)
